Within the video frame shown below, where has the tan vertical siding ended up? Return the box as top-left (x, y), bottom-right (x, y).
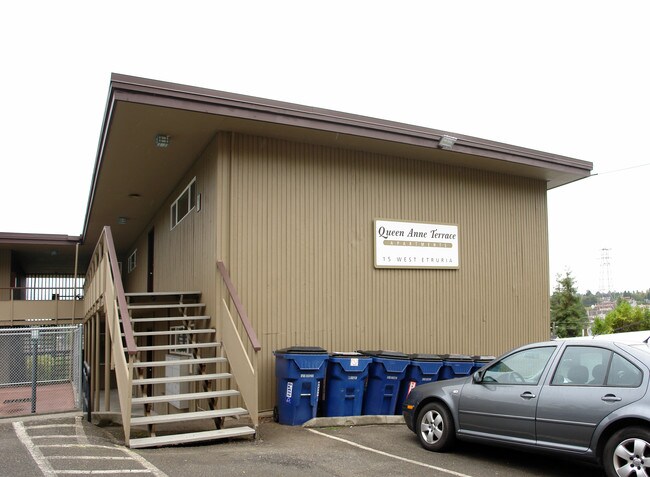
top-left (226, 135), bottom-right (550, 411)
top-left (119, 131), bottom-right (551, 413)
top-left (123, 239), bottom-right (147, 292)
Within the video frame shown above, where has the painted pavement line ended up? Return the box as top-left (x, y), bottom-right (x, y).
top-left (74, 415), bottom-right (90, 445)
top-left (307, 428), bottom-right (475, 477)
top-left (14, 420), bottom-right (169, 477)
top-left (13, 421), bottom-right (57, 477)
top-left (48, 456), bottom-right (134, 460)
top-left (25, 424), bottom-right (76, 429)
top-left (54, 471), bottom-right (153, 475)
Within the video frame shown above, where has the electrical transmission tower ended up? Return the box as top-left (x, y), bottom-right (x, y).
top-left (598, 248), bottom-right (612, 294)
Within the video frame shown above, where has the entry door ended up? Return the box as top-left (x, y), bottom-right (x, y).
top-left (147, 228), bottom-right (154, 293)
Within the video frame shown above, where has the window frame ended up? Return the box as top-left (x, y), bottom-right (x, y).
top-left (170, 177), bottom-right (197, 230)
top-left (550, 345), bottom-right (643, 388)
top-left (127, 249), bottom-right (137, 274)
top-left (481, 346), bottom-right (556, 386)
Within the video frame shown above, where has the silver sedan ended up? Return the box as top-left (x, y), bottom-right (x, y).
top-left (402, 334), bottom-right (650, 477)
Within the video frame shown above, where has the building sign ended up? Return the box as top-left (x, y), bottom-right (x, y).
top-left (374, 219), bottom-right (459, 269)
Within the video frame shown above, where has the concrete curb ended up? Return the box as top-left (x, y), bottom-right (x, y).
top-left (302, 415), bottom-right (405, 427)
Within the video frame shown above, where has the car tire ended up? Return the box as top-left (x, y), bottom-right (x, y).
top-left (603, 426), bottom-right (650, 477)
top-left (416, 402), bottom-right (456, 452)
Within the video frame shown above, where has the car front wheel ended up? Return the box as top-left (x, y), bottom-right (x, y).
top-left (603, 426), bottom-right (650, 477)
top-left (416, 402), bottom-right (456, 452)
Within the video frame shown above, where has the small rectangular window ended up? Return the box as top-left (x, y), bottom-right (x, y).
top-left (170, 178), bottom-right (197, 229)
top-left (127, 250), bottom-right (137, 273)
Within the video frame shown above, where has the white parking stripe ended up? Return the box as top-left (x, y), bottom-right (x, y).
top-left (307, 429), bottom-right (475, 477)
top-left (13, 422), bottom-right (57, 477)
top-left (74, 416), bottom-right (90, 445)
top-left (117, 446), bottom-right (170, 477)
top-left (13, 419), bottom-right (169, 477)
top-left (55, 471), bottom-right (152, 475)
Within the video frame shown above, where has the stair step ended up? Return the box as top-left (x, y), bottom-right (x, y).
top-left (135, 342), bottom-right (220, 352)
top-left (131, 408), bottom-right (248, 426)
top-left (133, 357), bottom-right (227, 368)
top-left (128, 303), bottom-right (205, 310)
top-left (132, 373), bottom-right (231, 385)
top-left (130, 329), bottom-right (214, 337)
top-left (128, 426), bottom-right (256, 449)
top-left (125, 291), bottom-right (201, 297)
top-left (131, 315), bottom-right (210, 323)
top-left (132, 389), bottom-right (240, 405)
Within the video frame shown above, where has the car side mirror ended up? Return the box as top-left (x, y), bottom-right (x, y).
top-left (472, 370), bottom-right (483, 383)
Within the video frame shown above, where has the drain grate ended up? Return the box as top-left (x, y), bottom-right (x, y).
top-left (4, 398), bottom-right (31, 404)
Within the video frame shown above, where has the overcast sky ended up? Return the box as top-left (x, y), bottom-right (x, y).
top-left (1, 1), bottom-right (648, 294)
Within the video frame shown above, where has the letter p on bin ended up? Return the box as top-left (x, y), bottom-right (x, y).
top-left (273, 346), bottom-right (328, 425)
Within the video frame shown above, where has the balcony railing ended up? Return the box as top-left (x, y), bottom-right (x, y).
top-left (0, 287), bottom-right (85, 326)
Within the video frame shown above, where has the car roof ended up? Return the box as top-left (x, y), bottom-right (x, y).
top-left (555, 330), bottom-right (650, 344)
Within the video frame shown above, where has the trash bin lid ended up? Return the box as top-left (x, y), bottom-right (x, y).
top-left (409, 353), bottom-right (443, 361)
top-left (357, 350), bottom-right (409, 359)
top-left (471, 355), bottom-right (495, 361)
top-left (330, 351), bottom-right (363, 357)
top-left (440, 354), bottom-right (473, 361)
top-left (274, 346), bottom-right (328, 355)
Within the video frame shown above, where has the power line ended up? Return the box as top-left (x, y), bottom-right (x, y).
top-left (593, 162), bottom-right (650, 176)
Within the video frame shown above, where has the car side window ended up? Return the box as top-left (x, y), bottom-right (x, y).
top-left (551, 346), bottom-right (642, 388)
top-left (607, 353), bottom-right (642, 387)
top-left (551, 346), bottom-right (612, 386)
top-left (482, 347), bottom-right (555, 385)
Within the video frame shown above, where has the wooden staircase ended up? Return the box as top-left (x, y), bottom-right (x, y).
top-left (123, 291), bottom-right (256, 448)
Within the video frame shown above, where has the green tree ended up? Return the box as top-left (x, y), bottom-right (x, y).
top-left (550, 271), bottom-right (588, 338)
top-left (592, 300), bottom-right (650, 335)
top-left (581, 290), bottom-right (598, 307)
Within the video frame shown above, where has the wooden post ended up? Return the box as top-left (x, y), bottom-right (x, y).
top-left (94, 314), bottom-right (101, 411)
top-left (104, 316), bottom-right (111, 412)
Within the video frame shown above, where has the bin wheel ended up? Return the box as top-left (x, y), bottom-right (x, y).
top-left (273, 406), bottom-right (279, 423)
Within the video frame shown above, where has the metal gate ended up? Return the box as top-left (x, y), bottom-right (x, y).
top-left (0, 325), bottom-right (82, 417)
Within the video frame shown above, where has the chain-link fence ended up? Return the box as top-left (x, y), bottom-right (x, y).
top-left (0, 325), bottom-right (82, 417)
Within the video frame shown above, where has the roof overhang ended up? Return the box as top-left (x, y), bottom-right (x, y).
top-left (0, 232), bottom-right (81, 275)
top-left (82, 74), bottom-right (593, 260)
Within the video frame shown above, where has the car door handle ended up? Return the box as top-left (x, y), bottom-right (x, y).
top-left (520, 391), bottom-right (536, 399)
top-left (601, 394), bottom-right (622, 403)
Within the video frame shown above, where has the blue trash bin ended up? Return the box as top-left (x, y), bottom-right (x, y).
top-left (395, 354), bottom-right (443, 414)
top-left (470, 355), bottom-right (495, 374)
top-left (274, 346), bottom-right (329, 425)
top-left (439, 354), bottom-right (474, 380)
top-left (359, 350), bottom-right (409, 415)
top-left (324, 352), bottom-right (372, 417)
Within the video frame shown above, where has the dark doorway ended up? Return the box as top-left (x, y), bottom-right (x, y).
top-left (147, 228), bottom-right (155, 293)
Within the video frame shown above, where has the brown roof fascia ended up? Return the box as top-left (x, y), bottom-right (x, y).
top-left (108, 74), bottom-right (592, 173)
top-left (82, 73), bottom-right (593, 240)
top-left (0, 232), bottom-right (81, 246)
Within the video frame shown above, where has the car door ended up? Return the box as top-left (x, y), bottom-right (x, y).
top-left (458, 345), bottom-right (557, 443)
top-left (536, 344), bottom-right (647, 452)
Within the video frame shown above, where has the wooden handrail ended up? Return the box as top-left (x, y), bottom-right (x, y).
top-left (104, 227), bottom-right (137, 355)
top-left (217, 261), bottom-right (261, 351)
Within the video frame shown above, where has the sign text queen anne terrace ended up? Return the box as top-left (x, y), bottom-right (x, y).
top-left (374, 219), bottom-right (459, 269)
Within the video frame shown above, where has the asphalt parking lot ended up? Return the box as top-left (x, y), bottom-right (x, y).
top-left (1, 413), bottom-right (604, 477)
